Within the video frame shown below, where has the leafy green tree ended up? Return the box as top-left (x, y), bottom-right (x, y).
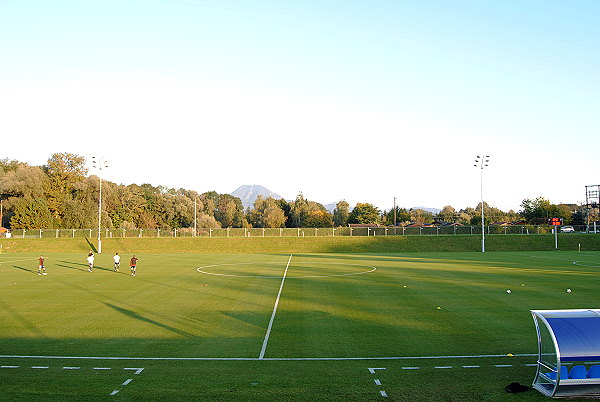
top-left (10, 197), bottom-right (54, 229)
top-left (410, 208), bottom-right (434, 224)
top-left (0, 163), bottom-right (48, 199)
top-left (263, 205), bottom-right (287, 228)
top-left (276, 199), bottom-right (292, 227)
top-left (383, 206), bottom-right (411, 225)
top-left (215, 194), bottom-right (244, 227)
top-left (519, 197), bottom-right (572, 224)
top-left (45, 153), bottom-right (87, 222)
top-left (348, 203), bottom-right (381, 224)
top-left (249, 196), bottom-right (286, 228)
top-left (333, 200), bottom-right (350, 227)
top-left (437, 206), bottom-right (457, 222)
top-left (289, 193), bottom-right (327, 227)
top-left (570, 210), bottom-right (586, 226)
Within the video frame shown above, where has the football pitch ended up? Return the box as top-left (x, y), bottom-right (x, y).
top-left (1, 251), bottom-right (599, 400)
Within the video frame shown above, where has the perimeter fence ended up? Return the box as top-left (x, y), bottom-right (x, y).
top-left (3, 225), bottom-right (597, 239)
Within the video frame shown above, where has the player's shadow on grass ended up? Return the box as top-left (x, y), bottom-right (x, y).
top-left (57, 261), bottom-right (88, 272)
top-left (58, 260), bottom-right (124, 274)
top-left (12, 265), bottom-right (35, 274)
top-left (103, 302), bottom-right (195, 338)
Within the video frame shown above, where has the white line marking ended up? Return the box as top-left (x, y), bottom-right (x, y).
top-left (259, 254), bottom-right (292, 360)
top-left (1, 365), bottom-right (19, 368)
top-left (380, 390), bottom-right (388, 397)
top-left (402, 367), bottom-right (420, 370)
top-left (374, 379), bottom-right (381, 386)
top-left (122, 379), bottom-right (133, 386)
top-left (63, 367), bottom-right (80, 370)
top-left (368, 368), bottom-right (386, 374)
top-left (463, 365), bottom-right (480, 368)
top-left (109, 390), bottom-right (119, 396)
top-left (435, 366), bottom-right (452, 369)
top-left (124, 367), bottom-right (145, 374)
top-left (525, 364), bottom-right (538, 367)
top-left (0, 353), bottom-right (537, 361)
top-left (0, 258), bottom-right (37, 265)
top-left (93, 367), bottom-right (111, 370)
top-left (197, 262), bottom-right (376, 279)
top-left (31, 366), bottom-right (49, 369)
top-left (495, 364), bottom-right (513, 367)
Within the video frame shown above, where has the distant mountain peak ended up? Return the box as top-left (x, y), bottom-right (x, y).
top-left (231, 185), bottom-right (283, 210)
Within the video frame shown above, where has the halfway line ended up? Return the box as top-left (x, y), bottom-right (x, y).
top-left (259, 254), bottom-right (292, 359)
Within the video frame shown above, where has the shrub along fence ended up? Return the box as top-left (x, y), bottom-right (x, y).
top-left (3, 225), bottom-right (596, 239)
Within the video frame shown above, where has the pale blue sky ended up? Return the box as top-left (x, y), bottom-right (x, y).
top-left (2, 0), bottom-right (599, 211)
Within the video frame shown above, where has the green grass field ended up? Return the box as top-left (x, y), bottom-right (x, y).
top-left (1, 249), bottom-right (599, 400)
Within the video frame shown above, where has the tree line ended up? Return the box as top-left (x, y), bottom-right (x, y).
top-left (0, 153), bottom-right (591, 230)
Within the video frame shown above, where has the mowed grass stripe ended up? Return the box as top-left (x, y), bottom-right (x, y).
top-left (0, 253), bottom-right (292, 358)
top-left (2, 251), bottom-right (599, 400)
top-left (259, 252), bottom-right (600, 359)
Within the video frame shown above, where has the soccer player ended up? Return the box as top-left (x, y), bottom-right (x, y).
top-left (87, 252), bottom-right (94, 272)
top-left (130, 255), bottom-right (139, 276)
top-left (37, 255), bottom-right (47, 275)
top-left (113, 252), bottom-right (121, 271)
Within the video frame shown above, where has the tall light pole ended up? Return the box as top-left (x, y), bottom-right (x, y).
top-left (393, 197), bottom-right (397, 226)
top-left (92, 156), bottom-right (108, 253)
top-left (474, 155), bottom-right (490, 252)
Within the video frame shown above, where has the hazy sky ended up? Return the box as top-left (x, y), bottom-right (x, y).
top-left (2, 0), bottom-right (598, 212)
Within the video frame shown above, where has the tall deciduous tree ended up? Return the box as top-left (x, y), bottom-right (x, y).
top-left (45, 153), bottom-right (87, 222)
top-left (348, 203), bottom-right (381, 224)
top-left (383, 206), bottom-right (410, 225)
top-left (249, 195), bottom-right (286, 228)
top-left (10, 197), bottom-right (54, 229)
top-left (333, 200), bottom-right (350, 227)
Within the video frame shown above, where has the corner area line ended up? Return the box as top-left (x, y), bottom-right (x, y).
top-left (259, 254), bottom-right (293, 360)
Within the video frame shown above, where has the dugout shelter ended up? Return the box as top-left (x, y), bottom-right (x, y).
top-left (531, 309), bottom-right (600, 398)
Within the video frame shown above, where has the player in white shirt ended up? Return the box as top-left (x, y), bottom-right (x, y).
top-left (87, 252), bottom-right (94, 272)
top-left (113, 252), bottom-right (121, 271)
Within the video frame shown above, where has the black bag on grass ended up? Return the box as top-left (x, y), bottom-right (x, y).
top-left (505, 382), bottom-right (530, 393)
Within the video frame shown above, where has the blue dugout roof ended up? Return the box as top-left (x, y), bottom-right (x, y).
top-left (532, 309), bottom-right (600, 361)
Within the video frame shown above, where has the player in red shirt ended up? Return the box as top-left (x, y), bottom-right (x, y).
top-left (37, 256), bottom-right (47, 275)
top-left (130, 255), bottom-right (139, 276)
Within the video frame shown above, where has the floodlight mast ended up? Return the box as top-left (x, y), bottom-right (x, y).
top-left (474, 155), bottom-right (490, 252)
top-left (92, 156), bottom-right (109, 253)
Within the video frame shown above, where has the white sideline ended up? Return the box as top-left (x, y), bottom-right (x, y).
top-left (0, 353), bottom-right (537, 361)
top-left (259, 254), bottom-right (292, 360)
